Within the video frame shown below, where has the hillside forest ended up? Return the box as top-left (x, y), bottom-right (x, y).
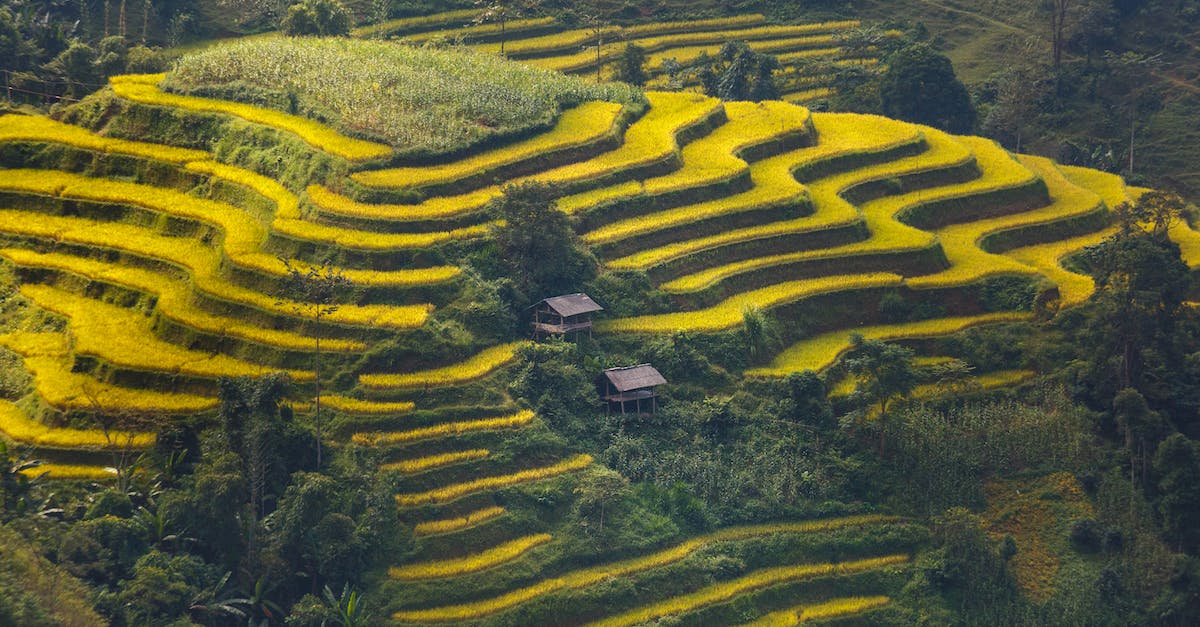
top-left (1, 0), bottom-right (1200, 625)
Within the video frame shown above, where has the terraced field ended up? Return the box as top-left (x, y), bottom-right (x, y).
top-left (359, 10), bottom-right (886, 105)
top-left (0, 15), bottom-right (1173, 623)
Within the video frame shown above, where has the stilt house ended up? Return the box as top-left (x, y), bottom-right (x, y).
top-left (599, 364), bottom-right (667, 414)
top-left (530, 293), bottom-right (603, 340)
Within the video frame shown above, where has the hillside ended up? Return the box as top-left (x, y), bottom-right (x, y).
top-left (1, 9), bottom-right (1199, 626)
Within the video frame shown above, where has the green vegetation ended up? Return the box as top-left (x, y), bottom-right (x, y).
top-left (2, 4), bottom-right (1200, 626)
top-left (165, 37), bottom-right (644, 155)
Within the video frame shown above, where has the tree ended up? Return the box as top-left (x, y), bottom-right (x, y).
top-left (613, 42), bottom-right (647, 87)
top-left (1079, 196), bottom-right (1190, 400)
top-left (1043, 0), bottom-right (1071, 69)
top-left (475, 0), bottom-right (539, 56)
top-left (281, 0), bottom-right (352, 37)
top-left (1154, 433), bottom-right (1200, 551)
top-left (697, 41), bottom-right (780, 102)
top-left (279, 260), bottom-right (352, 467)
top-left (844, 333), bottom-right (918, 455)
top-left (879, 44), bottom-right (976, 134)
top-left (42, 40), bottom-right (99, 98)
top-left (489, 181), bottom-right (596, 309)
top-left (573, 467), bottom-right (629, 536)
top-left (1104, 50), bottom-right (1164, 176)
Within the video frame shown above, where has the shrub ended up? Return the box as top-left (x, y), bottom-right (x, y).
top-left (282, 0), bottom-right (353, 37)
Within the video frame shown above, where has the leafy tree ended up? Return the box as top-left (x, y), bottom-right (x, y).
top-left (281, 0), bottom-right (352, 36)
top-left (574, 467), bottom-right (630, 537)
top-left (697, 41), bottom-right (780, 102)
top-left (490, 181), bottom-right (597, 310)
top-left (1154, 433), bottom-right (1200, 551)
top-left (1078, 195), bottom-right (1191, 410)
top-left (279, 261), bottom-right (353, 467)
top-left (42, 40), bottom-right (99, 98)
top-left (844, 333), bottom-right (918, 454)
top-left (613, 42), bottom-right (647, 87)
top-left (879, 44), bottom-right (976, 134)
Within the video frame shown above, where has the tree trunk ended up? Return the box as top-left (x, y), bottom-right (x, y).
top-left (104, 1), bottom-right (111, 37)
top-left (142, 0), bottom-right (151, 44)
top-left (120, 0), bottom-right (127, 37)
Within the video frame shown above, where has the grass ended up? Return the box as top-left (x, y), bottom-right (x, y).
top-left (0, 525), bottom-right (107, 625)
top-left (164, 38), bottom-right (642, 155)
top-left (0, 249), bottom-right (366, 353)
top-left (0, 113), bottom-right (208, 163)
top-left (394, 454), bottom-right (593, 507)
top-left (586, 555), bottom-right (908, 627)
top-left (0, 209), bottom-right (430, 330)
top-left (413, 506), bottom-right (508, 538)
top-left (599, 273), bottom-right (903, 334)
top-left (391, 514), bottom-right (897, 622)
top-left (110, 74), bottom-right (393, 161)
top-left (749, 312), bottom-right (1032, 377)
top-left (0, 332), bottom-right (217, 414)
top-left (307, 184), bottom-right (497, 222)
top-left (558, 100), bottom-right (811, 215)
top-left (351, 101), bottom-right (625, 189)
top-left (740, 596), bottom-right (892, 626)
top-left (352, 411), bottom-right (535, 446)
top-left (603, 113), bottom-right (923, 271)
top-left (381, 449), bottom-right (491, 473)
top-left (19, 283), bottom-right (313, 381)
top-left (388, 534), bottom-right (552, 580)
top-left (0, 399), bottom-right (155, 450)
top-left (359, 342), bottom-right (526, 390)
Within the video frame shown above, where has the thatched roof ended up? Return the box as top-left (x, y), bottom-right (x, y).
top-left (535, 293), bottom-right (604, 318)
top-left (601, 364), bottom-right (667, 392)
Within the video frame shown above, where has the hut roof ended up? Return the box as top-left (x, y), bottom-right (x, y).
top-left (535, 293), bottom-right (604, 318)
top-left (601, 364), bottom-right (667, 392)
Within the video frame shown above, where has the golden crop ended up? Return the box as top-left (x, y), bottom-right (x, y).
top-left (381, 449), bottom-right (490, 474)
top-left (394, 454), bottom-right (592, 507)
top-left (352, 101), bottom-right (624, 190)
top-left (110, 74), bottom-right (393, 161)
top-left (743, 596), bottom-right (891, 626)
top-left (413, 506), bottom-right (507, 537)
top-left (392, 514), bottom-right (896, 622)
top-left (353, 410), bottom-right (534, 447)
top-left (0, 400), bottom-right (156, 450)
top-left (388, 533), bottom-right (552, 580)
top-left (587, 555), bottom-right (908, 627)
top-left (0, 114), bottom-right (208, 163)
top-left (359, 342), bottom-right (527, 390)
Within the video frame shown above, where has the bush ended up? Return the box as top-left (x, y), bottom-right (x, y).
top-left (282, 0), bottom-right (353, 37)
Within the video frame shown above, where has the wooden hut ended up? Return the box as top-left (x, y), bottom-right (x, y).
top-left (599, 364), bottom-right (667, 414)
top-left (530, 293), bottom-right (604, 340)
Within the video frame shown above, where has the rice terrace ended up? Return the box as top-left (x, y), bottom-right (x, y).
top-left (1, 0), bottom-right (1199, 625)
